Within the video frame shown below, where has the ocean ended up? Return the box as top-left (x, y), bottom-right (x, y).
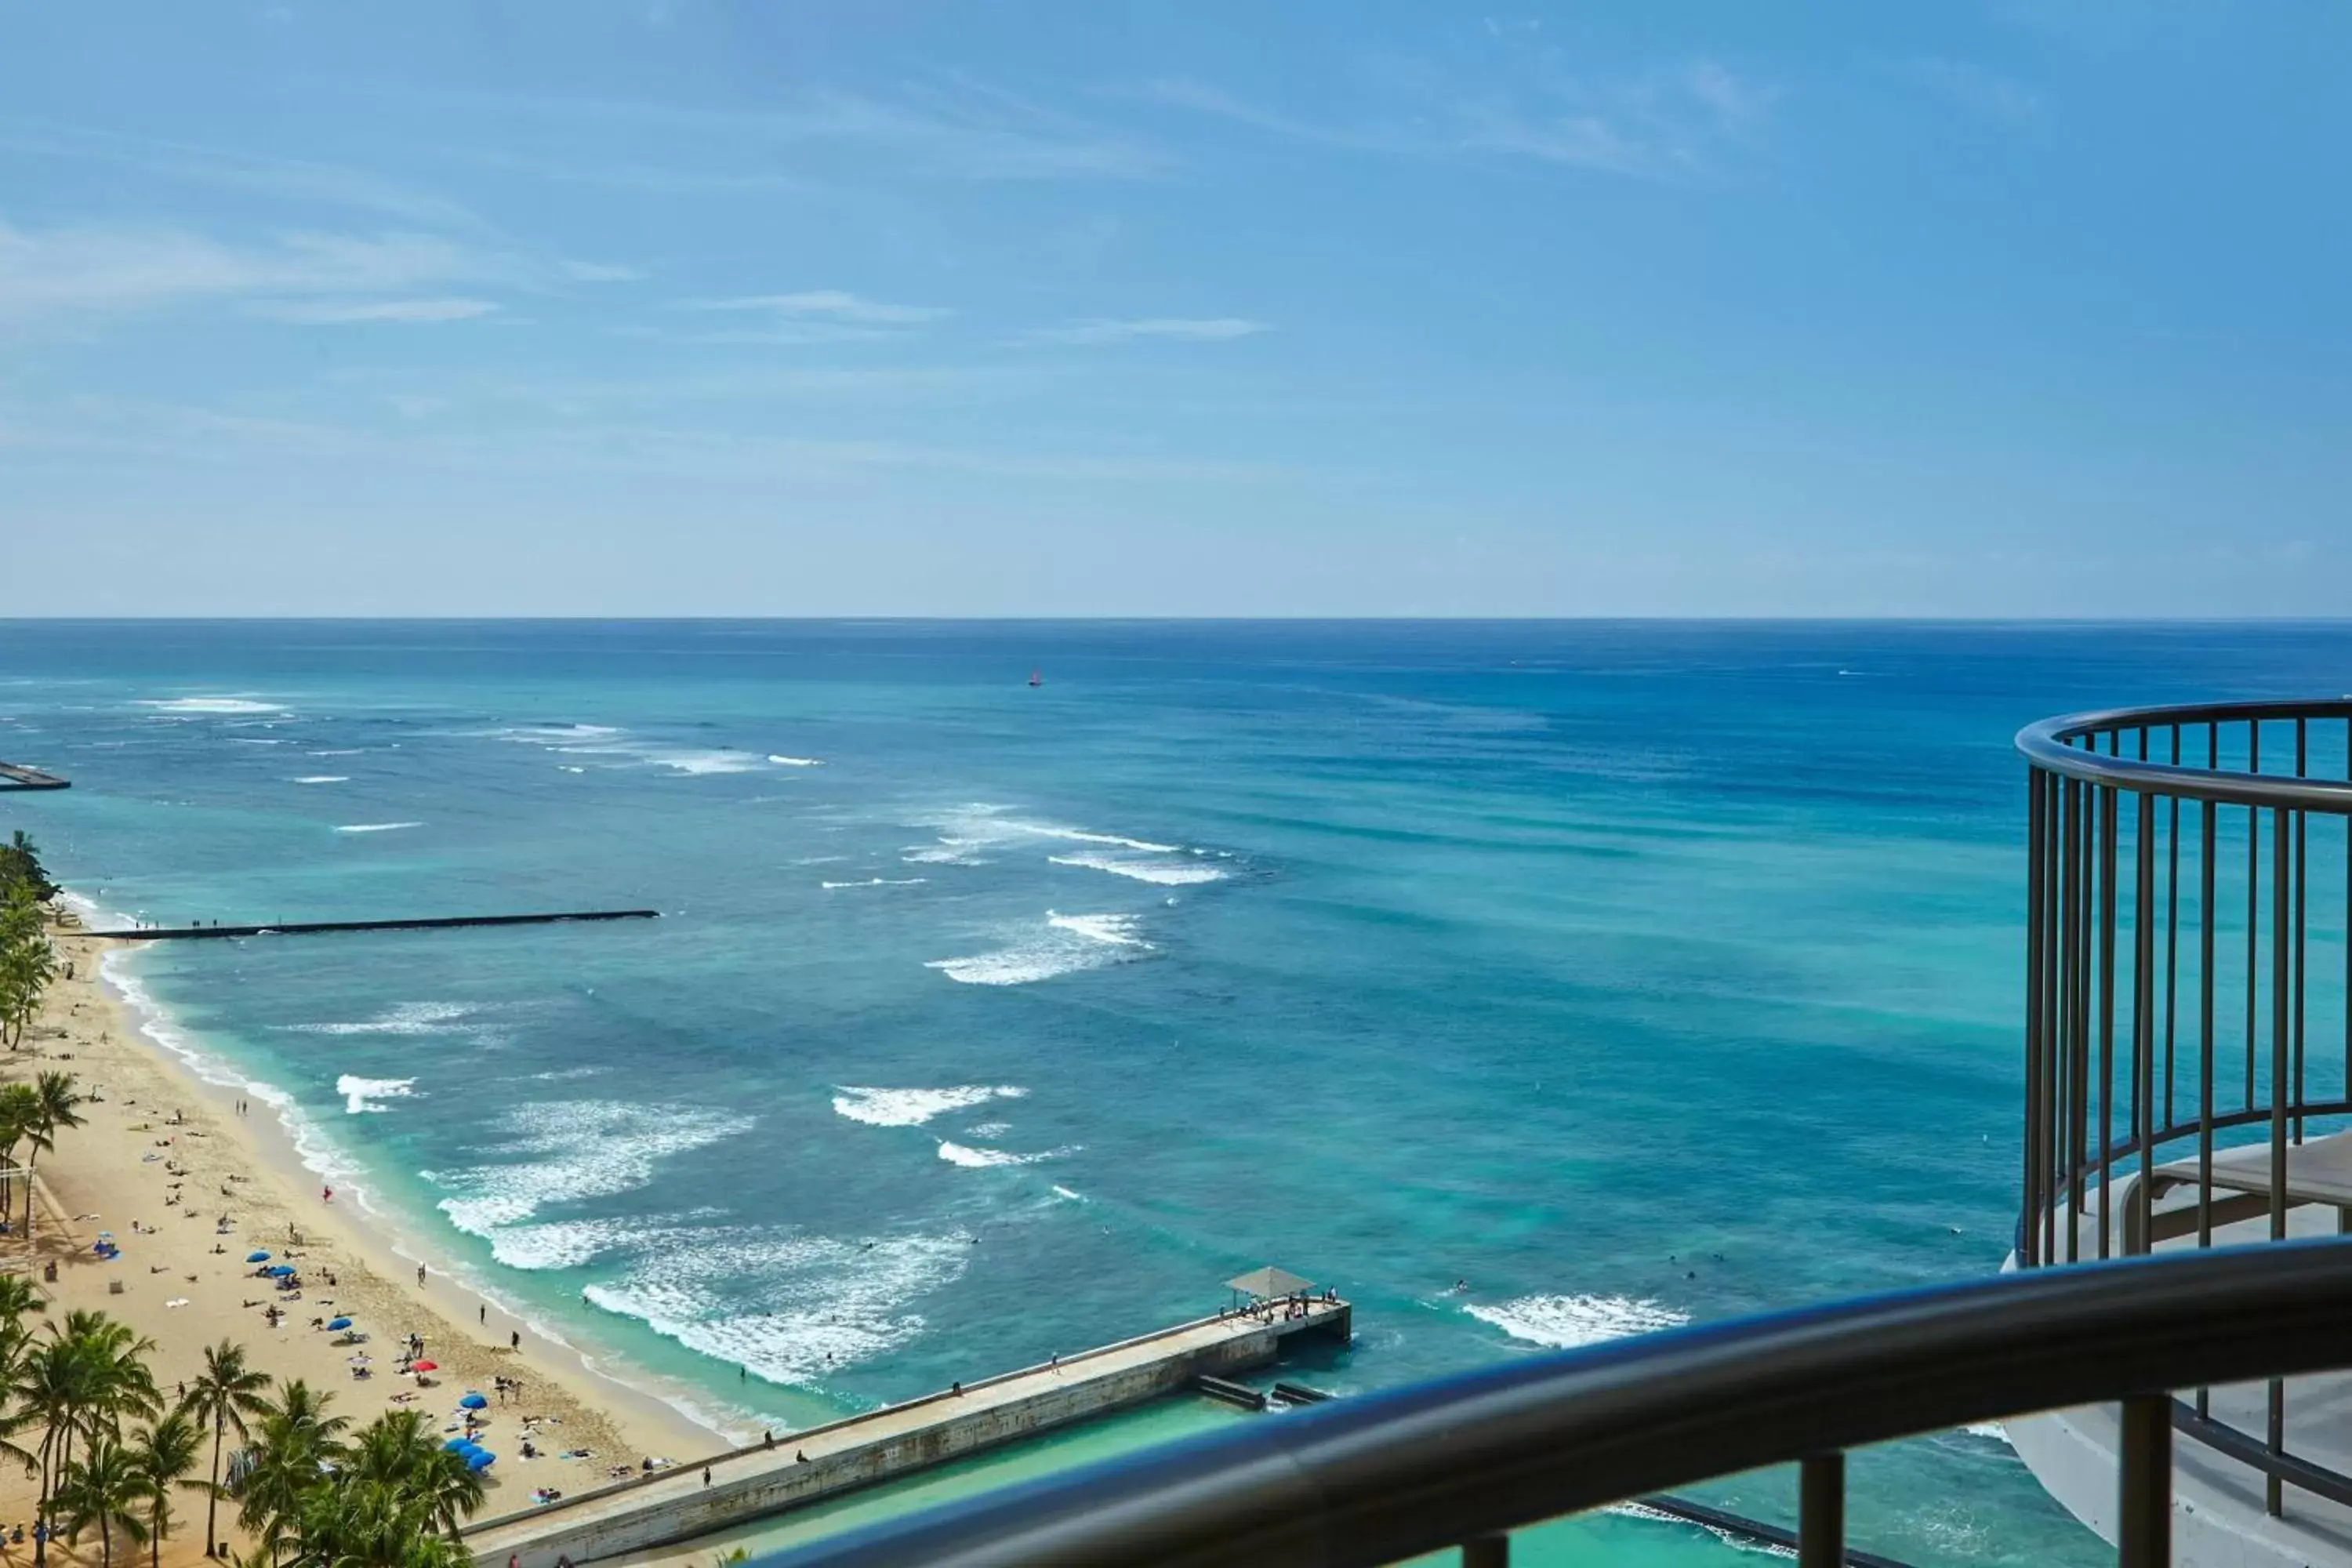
top-left (7, 618), bottom-right (2350, 1565)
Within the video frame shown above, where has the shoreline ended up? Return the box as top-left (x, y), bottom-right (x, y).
top-left (86, 928), bottom-right (753, 1450)
top-left (0, 908), bottom-right (744, 1552)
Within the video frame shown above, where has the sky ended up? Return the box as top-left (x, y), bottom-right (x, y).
top-left (1, 2), bottom-right (2346, 617)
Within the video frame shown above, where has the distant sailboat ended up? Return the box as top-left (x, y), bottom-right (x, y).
top-left (1028, 668), bottom-right (1044, 688)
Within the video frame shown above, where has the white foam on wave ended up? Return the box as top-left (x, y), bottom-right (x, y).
top-left (337, 1075), bottom-right (416, 1114)
top-left (831, 1085), bottom-right (1026, 1128)
top-left (768, 755), bottom-right (823, 767)
top-left (485, 1214), bottom-right (688, 1272)
top-left (937, 1141), bottom-right (1077, 1169)
top-left (334, 822), bottom-right (421, 834)
top-left (307, 749), bottom-right (361, 757)
top-left (925, 911), bottom-right (1151, 985)
top-left (1048, 851), bottom-right (1227, 886)
top-left (1608, 1501), bottom-right (1797, 1559)
top-left (582, 1231), bottom-right (969, 1388)
top-left (1465, 1294), bottom-right (1690, 1349)
top-left (966, 1121), bottom-right (1011, 1138)
top-left (424, 1099), bottom-right (756, 1239)
top-left (821, 877), bottom-right (927, 890)
top-left (140, 696), bottom-right (285, 714)
top-left (279, 1001), bottom-right (484, 1038)
top-left (1962, 1421), bottom-right (2009, 1443)
top-left (292, 775), bottom-right (348, 785)
top-left (901, 804), bottom-right (1192, 868)
top-left (227, 737), bottom-right (286, 746)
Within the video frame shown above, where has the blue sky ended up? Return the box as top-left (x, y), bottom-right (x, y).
top-left (2, 2), bottom-right (2344, 615)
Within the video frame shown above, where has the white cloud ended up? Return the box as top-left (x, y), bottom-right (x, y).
top-left (558, 259), bottom-right (641, 283)
top-left (0, 124), bottom-right (477, 228)
top-left (1024, 317), bottom-right (1271, 346)
top-left (251, 296), bottom-right (502, 325)
top-left (0, 219), bottom-right (487, 326)
top-left (1125, 60), bottom-right (1776, 182)
top-left (684, 290), bottom-right (949, 325)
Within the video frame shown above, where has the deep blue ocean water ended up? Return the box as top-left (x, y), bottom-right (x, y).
top-left (6, 619), bottom-right (2351, 1565)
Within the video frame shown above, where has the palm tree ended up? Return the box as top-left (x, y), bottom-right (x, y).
top-left (126, 1412), bottom-right (204, 1568)
top-left (233, 1379), bottom-right (348, 1565)
top-left (56, 1431), bottom-right (153, 1567)
top-left (181, 1341), bottom-right (271, 1558)
top-left (0, 1082), bottom-right (40, 1213)
top-left (25, 1312), bottom-right (159, 1565)
top-left (343, 1410), bottom-right (485, 1535)
top-left (21, 1072), bottom-right (83, 1240)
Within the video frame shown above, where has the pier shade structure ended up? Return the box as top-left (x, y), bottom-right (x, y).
top-left (464, 1287), bottom-right (1349, 1568)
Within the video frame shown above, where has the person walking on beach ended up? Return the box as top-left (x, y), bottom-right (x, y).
top-left (510, 1330), bottom-right (520, 1351)
top-left (416, 1264), bottom-right (426, 1287)
top-left (701, 1468), bottom-right (711, 1488)
top-left (479, 1305), bottom-right (487, 1325)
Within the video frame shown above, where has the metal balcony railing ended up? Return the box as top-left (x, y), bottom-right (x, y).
top-left (2016, 699), bottom-right (2352, 1517)
top-left (757, 1240), bottom-right (2352, 1567)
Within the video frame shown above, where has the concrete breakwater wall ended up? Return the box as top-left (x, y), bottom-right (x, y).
top-left (466, 1300), bottom-right (1349, 1568)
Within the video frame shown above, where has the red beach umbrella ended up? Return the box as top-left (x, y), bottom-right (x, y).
top-left (411, 1360), bottom-right (438, 1372)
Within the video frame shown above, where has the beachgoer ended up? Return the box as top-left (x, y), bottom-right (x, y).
top-left (480, 1305), bottom-right (487, 1325)
top-left (510, 1329), bottom-right (520, 1350)
top-left (416, 1264), bottom-right (426, 1287)
top-left (762, 1431), bottom-right (773, 1450)
top-left (951, 1381), bottom-right (961, 1396)
top-left (702, 1467), bottom-right (711, 1488)
top-left (321, 1185), bottom-right (332, 1203)
top-left (796, 1450), bottom-right (807, 1464)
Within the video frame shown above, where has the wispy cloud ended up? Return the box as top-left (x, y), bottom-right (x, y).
top-left (423, 77), bottom-right (1169, 183)
top-left (1022, 316), bottom-right (1271, 346)
top-left (685, 290), bottom-right (949, 325)
top-left (1123, 59), bottom-right (1776, 181)
top-left (0, 220), bottom-right (488, 326)
top-left (558, 259), bottom-right (641, 284)
top-left (0, 121), bottom-right (477, 227)
top-left (250, 296), bottom-right (502, 325)
top-left (1908, 59), bottom-right (2042, 125)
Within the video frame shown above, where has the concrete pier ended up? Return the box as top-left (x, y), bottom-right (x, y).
top-left (463, 1297), bottom-right (1351, 1568)
top-left (82, 909), bottom-right (659, 941)
top-left (0, 763), bottom-right (68, 790)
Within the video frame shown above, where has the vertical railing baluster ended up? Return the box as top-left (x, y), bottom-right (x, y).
top-left (2117, 1395), bottom-right (2172, 1568)
top-left (2100, 784), bottom-right (2118, 1258)
top-left (2248, 722), bottom-right (2262, 1110)
top-left (2198, 793), bottom-right (2216, 1420)
top-left (2136, 791), bottom-right (2155, 1251)
top-left (2067, 775), bottom-right (2086, 1262)
top-left (1460, 1535), bottom-right (1508, 1567)
top-left (2295, 718), bottom-right (2307, 1145)
top-left (2045, 768), bottom-right (2063, 1269)
top-left (2025, 768), bottom-right (2047, 1267)
top-left (1798, 1453), bottom-right (1844, 1568)
top-left (2165, 726), bottom-right (2180, 1129)
top-left (2268, 802), bottom-right (2291, 1517)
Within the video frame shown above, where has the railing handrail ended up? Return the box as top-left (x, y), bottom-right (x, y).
top-left (760, 1240), bottom-right (2352, 1568)
top-left (2016, 699), bottom-right (2352, 811)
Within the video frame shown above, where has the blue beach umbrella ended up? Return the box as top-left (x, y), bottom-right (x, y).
top-left (325, 1317), bottom-right (352, 1330)
top-left (267, 1265), bottom-right (296, 1277)
top-left (441, 1439), bottom-right (472, 1454)
top-left (458, 1392), bottom-right (488, 1410)
top-left (245, 1250), bottom-right (270, 1263)
top-left (466, 1450), bottom-right (495, 1471)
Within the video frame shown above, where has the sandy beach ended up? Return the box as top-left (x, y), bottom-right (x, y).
top-left (0, 919), bottom-right (728, 1565)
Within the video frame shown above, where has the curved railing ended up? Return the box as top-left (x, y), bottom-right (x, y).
top-left (2015, 697), bottom-right (2352, 1519)
top-left (759, 1240), bottom-right (2352, 1568)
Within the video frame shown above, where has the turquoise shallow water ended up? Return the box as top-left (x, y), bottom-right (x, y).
top-left (7, 619), bottom-right (2352, 1564)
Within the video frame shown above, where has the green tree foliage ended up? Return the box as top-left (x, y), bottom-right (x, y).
top-left (0, 832), bottom-right (57, 902)
top-left (3, 1308), bottom-right (486, 1567)
top-left (0, 881), bottom-right (56, 1053)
